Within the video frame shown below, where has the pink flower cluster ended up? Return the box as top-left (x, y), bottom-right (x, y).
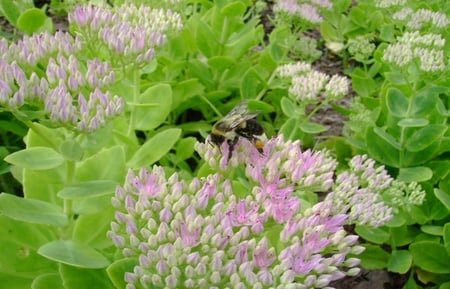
top-left (108, 136), bottom-right (393, 288)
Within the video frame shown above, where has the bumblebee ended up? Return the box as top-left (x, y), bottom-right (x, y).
top-left (209, 101), bottom-right (265, 154)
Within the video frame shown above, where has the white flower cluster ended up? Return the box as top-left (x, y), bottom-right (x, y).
top-left (374, 0), bottom-right (406, 8)
top-left (393, 7), bottom-right (449, 29)
top-left (277, 62), bottom-right (350, 101)
top-left (382, 31), bottom-right (447, 72)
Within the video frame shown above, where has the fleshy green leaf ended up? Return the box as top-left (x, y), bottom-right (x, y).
top-left (300, 122), bottom-right (327, 134)
top-left (421, 225), bottom-right (443, 236)
top-left (409, 241), bottom-right (450, 273)
top-left (444, 223), bottom-right (450, 254)
top-left (405, 124), bottom-right (447, 152)
top-left (280, 97), bottom-right (296, 118)
top-left (240, 68), bottom-right (263, 100)
top-left (72, 207), bottom-right (115, 249)
top-left (397, 167), bottom-right (432, 182)
top-left (59, 140), bottom-right (84, 161)
top-left (366, 127), bottom-right (400, 167)
top-left (221, 1), bottom-right (246, 16)
top-left (38, 240), bottom-right (110, 269)
top-left (17, 8), bottom-right (51, 34)
top-left (4, 147), bottom-right (64, 170)
top-left (355, 225), bottom-right (390, 244)
top-left (32, 273), bottom-right (63, 289)
top-left (75, 145), bottom-right (126, 182)
top-left (134, 83), bottom-right (172, 131)
top-left (435, 189), bottom-right (450, 210)
top-left (0, 193), bottom-right (68, 227)
top-left (57, 180), bottom-right (117, 199)
top-left (386, 88), bottom-right (409, 117)
top-left (208, 56), bottom-right (235, 71)
top-left (359, 245), bottom-right (390, 269)
top-left (106, 258), bottom-right (138, 289)
top-left (175, 137), bottom-right (197, 161)
top-left (387, 250), bottom-right (412, 274)
top-left (60, 264), bottom-right (115, 289)
top-left (127, 128), bottom-right (181, 168)
top-left (0, 0), bottom-right (21, 25)
top-left (397, 118), bottom-right (429, 128)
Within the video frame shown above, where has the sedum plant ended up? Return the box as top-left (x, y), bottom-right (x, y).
top-left (108, 136), bottom-right (392, 289)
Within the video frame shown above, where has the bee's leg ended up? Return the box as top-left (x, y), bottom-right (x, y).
top-left (227, 138), bottom-right (238, 160)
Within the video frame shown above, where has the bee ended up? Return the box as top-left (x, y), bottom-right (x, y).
top-left (209, 101), bottom-right (265, 155)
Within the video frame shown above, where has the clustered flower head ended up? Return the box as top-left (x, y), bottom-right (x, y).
top-left (1, 31), bottom-right (82, 66)
top-left (277, 62), bottom-right (350, 102)
top-left (273, 0), bottom-right (332, 26)
top-left (392, 7), bottom-right (449, 30)
top-left (346, 36), bottom-right (376, 63)
top-left (374, 0), bottom-right (406, 8)
top-left (0, 41), bottom-right (124, 132)
top-left (1, 3), bottom-right (183, 133)
top-left (383, 180), bottom-right (425, 213)
top-left (107, 135), bottom-right (397, 289)
top-left (69, 4), bottom-right (183, 66)
top-left (382, 31), bottom-right (447, 72)
top-left (325, 155), bottom-right (394, 227)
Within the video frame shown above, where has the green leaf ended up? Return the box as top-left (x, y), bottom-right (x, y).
top-left (320, 21), bottom-right (340, 42)
top-left (38, 240), bottom-right (110, 269)
top-left (444, 223), bottom-right (450, 254)
top-left (279, 117), bottom-right (299, 141)
top-left (397, 167), bottom-right (432, 182)
top-left (397, 118), bottom-right (429, 128)
top-left (60, 264), bottom-right (115, 289)
top-left (57, 180), bottom-right (117, 199)
top-left (208, 56), bottom-right (235, 71)
top-left (379, 24), bottom-right (395, 42)
top-left (0, 215), bottom-right (55, 251)
top-left (435, 189), bottom-right (450, 210)
top-left (32, 273), bottom-right (63, 289)
top-left (355, 225), bottom-right (390, 244)
top-left (421, 225), bottom-right (443, 236)
top-left (175, 137), bottom-right (197, 161)
top-left (240, 68), bottom-right (263, 100)
top-left (106, 258), bottom-right (137, 289)
top-left (0, 193), bottom-right (68, 227)
top-left (17, 8), bottom-right (49, 34)
top-left (366, 127), bottom-right (400, 167)
top-left (280, 97), bottom-right (296, 117)
top-left (75, 146), bottom-right (126, 182)
top-left (134, 83), bottom-right (172, 131)
top-left (359, 245), bottom-right (390, 269)
top-left (172, 79), bottom-right (205, 110)
top-left (384, 72), bottom-right (408, 85)
top-left (0, 0), bottom-right (21, 25)
top-left (387, 250), bottom-right (412, 274)
top-left (195, 18), bottom-right (220, 58)
top-left (350, 68), bottom-right (377, 97)
top-left (405, 124), bottom-right (447, 152)
top-left (73, 207), bottom-right (115, 249)
top-left (220, 1), bottom-right (246, 16)
top-left (410, 241), bottom-right (450, 273)
top-left (386, 88), bottom-right (409, 117)
top-left (127, 128), bottom-right (181, 168)
top-left (5, 147), bottom-right (64, 170)
top-left (59, 140), bottom-right (84, 161)
top-left (299, 122), bottom-right (327, 134)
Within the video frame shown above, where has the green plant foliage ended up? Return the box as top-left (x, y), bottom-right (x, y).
top-left (0, 0), bottom-right (448, 288)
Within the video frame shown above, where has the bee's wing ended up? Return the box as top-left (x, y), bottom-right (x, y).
top-left (226, 101), bottom-right (260, 128)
